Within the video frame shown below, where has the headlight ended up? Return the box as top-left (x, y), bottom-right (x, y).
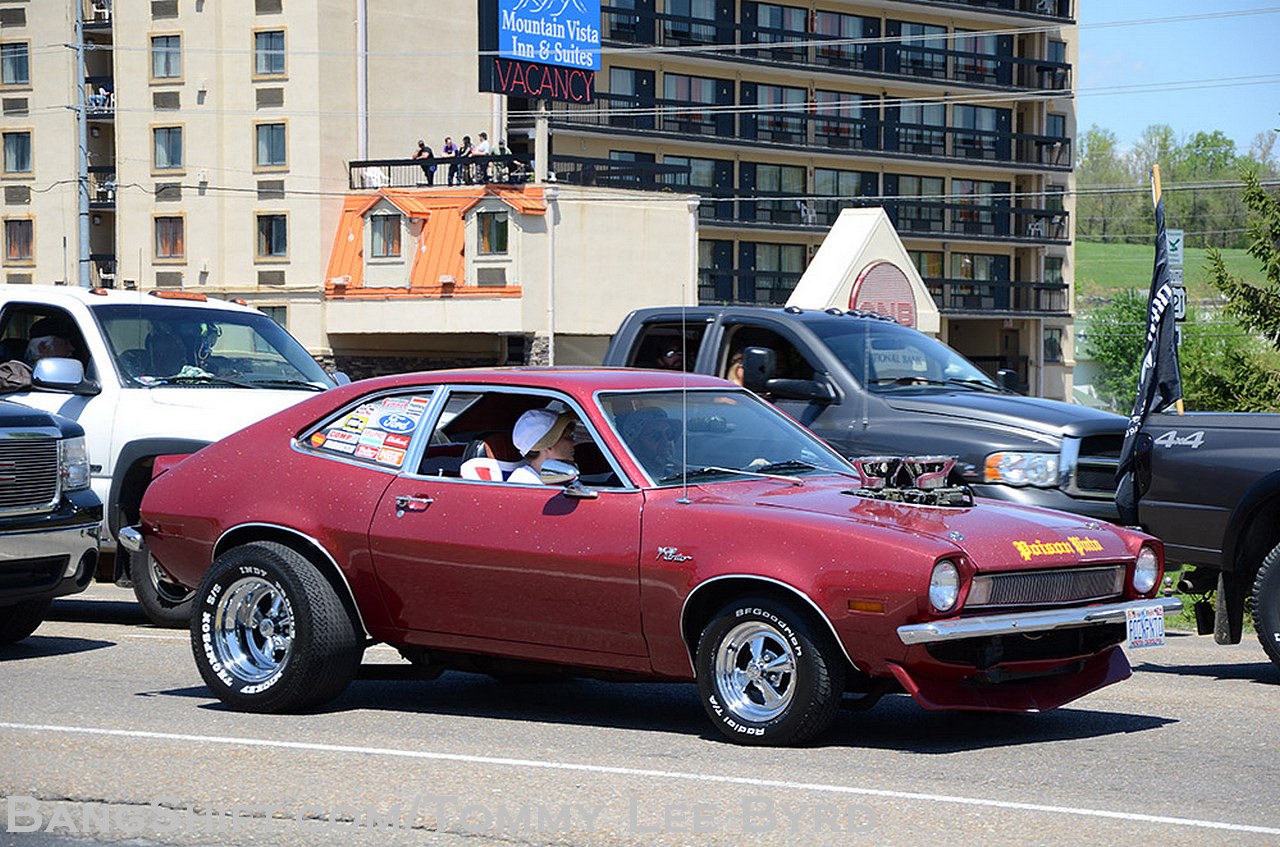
top-left (1133, 545), bottom-right (1160, 594)
top-left (984, 451), bottom-right (1059, 487)
top-left (929, 559), bottom-right (960, 613)
top-left (59, 436), bottom-right (91, 491)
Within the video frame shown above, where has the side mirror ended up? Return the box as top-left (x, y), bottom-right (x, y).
top-left (740, 346), bottom-right (776, 393)
top-left (996, 368), bottom-right (1019, 392)
top-left (539, 459), bottom-right (581, 486)
top-left (32, 357), bottom-right (99, 396)
top-left (764, 376), bottom-right (837, 403)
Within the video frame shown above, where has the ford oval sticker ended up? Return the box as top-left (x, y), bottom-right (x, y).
top-left (378, 413), bottom-right (416, 433)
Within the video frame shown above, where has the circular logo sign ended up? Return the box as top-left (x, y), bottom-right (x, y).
top-left (849, 262), bottom-right (917, 328)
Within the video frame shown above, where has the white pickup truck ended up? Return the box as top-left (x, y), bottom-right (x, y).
top-left (0, 285), bottom-right (342, 626)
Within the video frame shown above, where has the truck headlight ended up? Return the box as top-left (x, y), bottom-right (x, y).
top-left (929, 560), bottom-right (960, 613)
top-left (59, 436), bottom-right (91, 491)
top-left (1133, 545), bottom-right (1160, 595)
top-left (984, 451), bottom-right (1059, 487)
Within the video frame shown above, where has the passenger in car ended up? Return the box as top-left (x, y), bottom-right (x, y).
top-left (508, 408), bottom-right (577, 484)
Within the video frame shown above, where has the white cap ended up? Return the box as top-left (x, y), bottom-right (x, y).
top-left (512, 409), bottom-right (574, 456)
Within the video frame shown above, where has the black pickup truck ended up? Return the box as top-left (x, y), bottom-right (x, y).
top-left (1135, 412), bottom-right (1280, 669)
top-left (604, 306), bottom-right (1127, 521)
top-left (0, 399), bottom-right (101, 645)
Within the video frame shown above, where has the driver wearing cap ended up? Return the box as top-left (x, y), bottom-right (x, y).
top-left (509, 408), bottom-right (577, 484)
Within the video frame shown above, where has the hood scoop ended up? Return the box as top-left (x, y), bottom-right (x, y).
top-left (843, 456), bottom-right (974, 508)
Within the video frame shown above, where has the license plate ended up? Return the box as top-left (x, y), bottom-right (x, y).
top-left (1126, 605), bottom-right (1166, 649)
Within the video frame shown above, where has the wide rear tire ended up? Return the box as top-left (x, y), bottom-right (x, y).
top-left (191, 542), bottom-right (362, 712)
top-left (1250, 542), bottom-right (1280, 670)
top-left (131, 546), bottom-right (194, 628)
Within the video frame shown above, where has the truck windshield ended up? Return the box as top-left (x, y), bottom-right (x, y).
top-left (91, 304), bottom-right (333, 389)
top-left (808, 318), bottom-right (1001, 393)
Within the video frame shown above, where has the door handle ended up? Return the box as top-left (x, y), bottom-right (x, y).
top-left (395, 494), bottom-right (433, 517)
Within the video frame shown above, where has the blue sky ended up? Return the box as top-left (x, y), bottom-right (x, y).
top-left (1076, 1), bottom-right (1280, 153)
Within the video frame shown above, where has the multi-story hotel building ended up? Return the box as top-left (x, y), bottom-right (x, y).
top-left (3, 1), bottom-right (1077, 395)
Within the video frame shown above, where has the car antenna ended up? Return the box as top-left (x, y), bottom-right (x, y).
top-left (677, 273), bottom-right (691, 505)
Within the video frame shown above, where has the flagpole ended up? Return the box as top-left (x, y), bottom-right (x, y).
top-left (1150, 165), bottom-right (1184, 415)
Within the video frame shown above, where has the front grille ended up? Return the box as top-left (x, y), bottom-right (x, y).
top-left (927, 623), bottom-right (1127, 671)
top-left (0, 555), bottom-right (66, 592)
top-left (0, 437), bottom-right (58, 513)
top-left (1072, 432), bottom-right (1122, 497)
top-left (967, 565), bottom-right (1126, 609)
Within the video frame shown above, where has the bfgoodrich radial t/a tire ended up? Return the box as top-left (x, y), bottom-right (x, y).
top-left (695, 596), bottom-right (845, 746)
top-left (191, 542), bottom-right (362, 713)
top-left (1250, 542), bottom-right (1280, 671)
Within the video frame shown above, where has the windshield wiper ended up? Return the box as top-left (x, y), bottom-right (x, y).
top-left (943, 378), bottom-right (1001, 392)
top-left (151, 374), bottom-right (261, 389)
top-left (868, 376), bottom-right (997, 393)
top-left (241, 377), bottom-right (327, 392)
top-left (658, 465), bottom-right (804, 486)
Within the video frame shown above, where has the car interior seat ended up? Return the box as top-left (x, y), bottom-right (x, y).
top-left (459, 431), bottom-right (522, 481)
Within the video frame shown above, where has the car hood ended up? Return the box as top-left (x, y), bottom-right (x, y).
top-left (122, 387), bottom-right (319, 442)
top-left (748, 479), bottom-right (1134, 571)
top-left (882, 392), bottom-right (1124, 439)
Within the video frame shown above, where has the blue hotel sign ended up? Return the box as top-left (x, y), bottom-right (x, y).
top-left (498, 0), bottom-right (601, 71)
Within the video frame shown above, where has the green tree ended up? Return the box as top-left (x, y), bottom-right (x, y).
top-left (1076, 125), bottom-right (1141, 242)
top-left (1081, 288), bottom-right (1147, 410)
top-left (1205, 167), bottom-right (1280, 347)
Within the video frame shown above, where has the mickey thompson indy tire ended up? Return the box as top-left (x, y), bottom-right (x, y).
top-left (1250, 542), bottom-right (1280, 671)
top-left (191, 541), bottom-right (362, 713)
top-left (695, 596), bottom-right (845, 746)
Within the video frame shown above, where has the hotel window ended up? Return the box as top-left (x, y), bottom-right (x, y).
top-left (477, 211), bottom-right (508, 255)
top-left (3, 131), bottom-right (31, 174)
top-left (815, 90), bottom-right (866, 146)
top-left (892, 174), bottom-right (945, 232)
top-left (756, 84), bottom-right (807, 140)
top-left (151, 35), bottom-right (182, 80)
top-left (1, 43), bottom-right (29, 86)
top-left (254, 30), bottom-right (286, 76)
top-left (909, 250), bottom-right (943, 279)
top-left (370, 214), bottom-right (402, 259)
top-left (4, 219), bottom-right (32, 263)
top-left (897, 103), bottom-right (945, 153)
top-left (665, 0), bottom-right (715, 44)
top-left (662, 73), bottom-right (717, 133)
top-left (954, 29), bottom-right (999, 81)
top-left (1046, 113), bottom-right (1067, 138)
top-left (896, 22), bottom-right (947, 76)
top-left (153, 126), bottom-right (183, 170)
top-left (813, 168), bottom-right (871, 224)
top-left (752, 243), bottom-right (805, 305)
top-left (813, 11), bottom-right (869, 68)
top-left (754, 3), bottom-right (807, 61)
top-left (255, 123), bottom-right (287, 168)
top-left (1043, 328), bottom-right (1064, 364)
top-left (257, 214), bottom-right (288, 258)
top-left (754, 163), bottom-right (806, 224)
top-left (154, 216), bottom-right (185, 260)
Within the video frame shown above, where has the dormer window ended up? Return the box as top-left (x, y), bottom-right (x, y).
top-left (371, 213), bottom-right (402, 258)
top-left (478, 210), bottom-right (507, 255)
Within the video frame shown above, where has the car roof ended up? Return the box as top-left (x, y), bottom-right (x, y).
top-left (340, 367), bottom-right (733, 397)
top-left (0, 285), bottom-right (259, 314)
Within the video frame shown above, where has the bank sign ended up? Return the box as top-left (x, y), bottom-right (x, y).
top-left (499, 0), bottom-right (601, 71)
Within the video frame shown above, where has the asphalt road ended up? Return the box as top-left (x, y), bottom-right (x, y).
top-left (2, 584), bottom-right (1278, 847)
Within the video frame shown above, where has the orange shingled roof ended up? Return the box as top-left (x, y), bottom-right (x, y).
top-left (324, 186), bottom-right (544, 299)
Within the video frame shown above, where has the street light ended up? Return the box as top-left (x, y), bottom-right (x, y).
top-left (544, 183), bottom-right (560, 366)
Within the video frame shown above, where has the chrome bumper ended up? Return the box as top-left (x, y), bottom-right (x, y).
top-left (117, 525), bottom-right (144, 554)
top-left (897, 597), bottom-right (1184, 645)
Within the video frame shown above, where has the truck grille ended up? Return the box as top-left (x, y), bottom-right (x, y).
top-left (1071, 433), bottom-right (1122, 497)
top-left (0, 437), bottom-right (59, 513)
top-left (967, 565), bottom-right (1126, 609)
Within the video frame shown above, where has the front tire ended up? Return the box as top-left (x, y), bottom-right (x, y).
top-left (131, 547), bottom-right (194, 628)
top-left (1250, 542), bottom-right (1280, 670)
top-left (695, 596), bottom-right (845, 746)
top-left (191, 542), bottom-right (362, 712)
top-left (0, 599), bottom-right (51, 646)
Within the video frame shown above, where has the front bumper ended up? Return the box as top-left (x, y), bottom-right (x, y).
top-left (0, 497), bottom-right (102, 605)
top-left (897, 597), bottom-right (1184, 645)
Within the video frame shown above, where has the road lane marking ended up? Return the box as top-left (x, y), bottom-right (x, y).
top-left (2, 722), bottom-right (1277, 836)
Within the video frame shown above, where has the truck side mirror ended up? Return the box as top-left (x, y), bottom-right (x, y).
top-left (996, 368), bottom-right (1019, 392)
top-left (764, 376), bottom-right (838, 403)
top-left (741, 346), bottom-right (775, 393)
top-left (32, 357), bottom-right (100, 396)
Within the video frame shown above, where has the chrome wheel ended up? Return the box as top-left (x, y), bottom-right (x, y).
top-left (211, 576), bottom-right (295, 684)
top-left (149, 554), bottom-right (195, 604)
top-left (713, 620), bottom-right (798, 722)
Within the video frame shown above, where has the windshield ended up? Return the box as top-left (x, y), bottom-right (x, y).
top-left (599, 389), bottom-right (854, 485)
top-left (808, 318), bottom-right (1000, 393)
top-left (92, 303), bottom-right (333, 389)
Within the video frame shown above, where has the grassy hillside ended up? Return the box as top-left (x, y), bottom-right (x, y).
top-left (1074, 240), bottom-right (1265, 302)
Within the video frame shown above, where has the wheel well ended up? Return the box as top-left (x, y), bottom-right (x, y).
top-left (215, 526), bottom-right (369, 639)
top-left (116, 457), bottom-right (157, 531)
top-left (680, 576), bottom-right (855, 672)
top-left (1233, 497), bottom-right (1280, 587)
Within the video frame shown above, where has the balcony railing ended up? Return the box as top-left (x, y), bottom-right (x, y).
top-left (88, 166), bottom-right (115, 206)
top-left (887, 199), bottom-right (1069, 242)
top-left (84, 77), bottom-right (114, 116)
top-left (600, 5), bottom-right (1072, 92)
top-left (347, 155), bottom-right (529, 190)
top-left (82, 0), bottom-right (112, 27)
top-left (925, 278), bottom-right (1069, 315)
top-left (550, 97), bottom-right (1073, 169)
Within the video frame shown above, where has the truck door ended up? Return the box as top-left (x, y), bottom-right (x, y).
top-left (717, 322), bottom-right (835, 430)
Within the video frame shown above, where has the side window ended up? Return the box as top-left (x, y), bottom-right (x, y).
top-left (722, 325), bottom-right (816, 383)
top-left (626, 320), bottom-right (708, 371)
top-left (0, 305), bottom-right (89, 370)
top-left (416, 389), bottom-right (623, 487)
top-left (303, 392), bottom-right (433, 470)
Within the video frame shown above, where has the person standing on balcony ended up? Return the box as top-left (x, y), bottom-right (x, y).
top-left (443, 136), bottom-right (460, 186)
top-left (412, 140), bottom-right (436, 186)
top-left (473, 132), bottom-right (491, 183)
top-left (458, 136), bottom-right (474, 184)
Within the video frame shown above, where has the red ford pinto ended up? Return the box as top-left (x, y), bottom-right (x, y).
top-left (133, 369), bottom-right (1177, 745)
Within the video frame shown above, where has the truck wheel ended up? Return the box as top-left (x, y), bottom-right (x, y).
top-left (131, 547), bottom-right (194, 628)
top-left (694, 596), bottom-right (845, 746)
top-left (1250, 542), bottom-right (1280, 670)
top-left (0, 599), bottom-right (51, 646)
top-left (191, 542), bottom-right (362, 713)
